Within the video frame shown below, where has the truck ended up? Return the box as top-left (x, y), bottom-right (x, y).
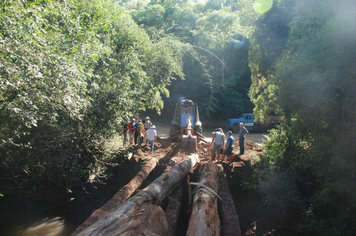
top-left (226, 113), bottom-right (280, 133)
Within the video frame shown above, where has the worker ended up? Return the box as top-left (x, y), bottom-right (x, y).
top-left (144, 116), bottom-right (152, 145)
top-left (224, 131), bottom-right (234, 161)
top-left (137, 119), bottom-right (144, 146)
top-left (134, 119), bottom-right (142, 145)
top-left (144, 116), bottom-right (152, 131)
top-left (146, 125), bottom-right (157, 154)
top-left (128, 118), bottom-right (135, 145)
top-left (211, 128), bottom-right (225, 162)
top-left (239, 123), bottom-right (249, 155)
top-left (122, 120), bottom-right (129, 147)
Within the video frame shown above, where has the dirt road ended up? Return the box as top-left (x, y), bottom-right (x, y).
top-left (154, 122), bottom-right (266, 144)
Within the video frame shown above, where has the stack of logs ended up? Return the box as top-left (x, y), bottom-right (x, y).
top-left (71, 154), bottom-right (241, 236)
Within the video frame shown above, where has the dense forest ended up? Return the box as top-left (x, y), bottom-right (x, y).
top-left (1, 0), bottom-right (356, 235)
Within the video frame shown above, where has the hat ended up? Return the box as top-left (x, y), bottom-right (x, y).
top-left (227, 131), bottom-right (233, 135)
top-left (132, 118), bottom-right (136, 121)
top-left (239, 123), bottom-right (243, 125)
top-left (145, 116), bottom-right (150, 120)
top-left (150, 125), bottom-right (156, 129)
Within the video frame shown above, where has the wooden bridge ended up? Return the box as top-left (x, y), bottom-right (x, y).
top-left (71, 153), bottom-right (242, 236)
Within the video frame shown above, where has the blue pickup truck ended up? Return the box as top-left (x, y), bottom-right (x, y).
top-left (226, 113), bottom-right (280, 133)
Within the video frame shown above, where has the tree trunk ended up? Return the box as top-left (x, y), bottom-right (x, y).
top-left (186, 163), bottom-right (221, 236)
top-left (72, 157), bottom-right (159, 235)
top-left (73, 154), bottom-right (199, 236)
top-left (217, 164), bottom-right (242, 236)
top-left (96, 203), bottom-right (169, 236)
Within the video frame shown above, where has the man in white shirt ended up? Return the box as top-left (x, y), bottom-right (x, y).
top-left (144, 116), bottom-right (152, 145)
top-left (211, 128), bottom-right (225, 162)
top-left (146, 125), bottom-right (157, 154)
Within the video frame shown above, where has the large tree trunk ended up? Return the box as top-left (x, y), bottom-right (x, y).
top-left (73, 154), bottom-right (199, 236)
top-left (72, 157), bottom-right (159, 235)
top-left (217, 164), bottom-right (242, 236)
top-left (186, 163), bottom-right (221, 236)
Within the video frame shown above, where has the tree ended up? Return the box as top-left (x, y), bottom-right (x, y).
top-left (0, 0), bottom-right (186, 209)
top-left (257, 0), bottom-right (356, 234)
top-left (130, 1), bottom-right (255, 121)
top-left (249, 0), bottom-right (294, 121)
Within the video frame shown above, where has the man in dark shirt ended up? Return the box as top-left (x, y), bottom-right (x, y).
top-left (134, 119), bottom-right (141, 145)
top-left (129, 118), bottom-right (135, 145)
top-left (239, 123), bottom-right (249, 155)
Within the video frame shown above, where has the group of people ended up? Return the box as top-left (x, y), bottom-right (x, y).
top-left (122, 116), bottom-right (157, 154)
top-left (211, 123), bottom-right (249, 162)
top-left (123, 118), bottom-right (249, 159)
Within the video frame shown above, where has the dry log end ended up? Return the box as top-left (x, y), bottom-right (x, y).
top-left (120, 204), bottom-right (168, 236)
top-left (99, 204), bottom-right (169, 236)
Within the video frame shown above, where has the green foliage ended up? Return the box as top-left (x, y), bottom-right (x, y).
top-left (130, 1), bottom-right (255, 120)
top-left (164, 5), bottom-right (197, 40)
top-left (135, 4), bottom-right (166, 28)
top-left (3, 0), bottom-right (355, 234)
top-left (255, 0), bottom-right (356, 234)
top-left (249, 1), bottom-right (293, 120)
top-left (263, 122), bottom-right (310, 168)
top-left (0, 0), bottom-right (185, 208)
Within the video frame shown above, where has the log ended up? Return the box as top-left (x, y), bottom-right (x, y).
top-left (102, 203), bottom-right (168, 236)
top-left (72, 157), bottom-right (159, 235)
top-left (217, 164), bottom-right (242, 236)
top-left (73, 154), bottom-right (199, 236)
top-left (186, 163), bottom-right (221, 236)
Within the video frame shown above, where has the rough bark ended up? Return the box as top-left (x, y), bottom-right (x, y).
top-left (103, 203), bottom-right (168, 236)
top-left (186, 163), bottom-right (221, 236)
top-left (72, 157), bottom-right (159, 235)
top-left (165, 184), bottom-right (184, 236)
top-left (73, 154), bottom-right (199, 236)
top-left (217, 164), bottom-right (242, 236)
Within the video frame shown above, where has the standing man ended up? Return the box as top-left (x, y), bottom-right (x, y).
top-left (146, 125), bottom-right (157, 154)
top-left (122, 120), bottom-right (129, 147)
top-left (239, 123), bottom-right (249, 155)
top-left (144, 116), bottom-right (152, 131)
top-left (224, 131), bottom-right (234, 160)
top-left (144, 116), bottom-right (152, 145)
top-left (128, 118), bottom-right (135, 145)
top-left (137, 119), bottom-right (144, 146)
top-left (211, 128), bottom-right (225, 162)
top-left (134, 119), bottom-right (142, 145)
